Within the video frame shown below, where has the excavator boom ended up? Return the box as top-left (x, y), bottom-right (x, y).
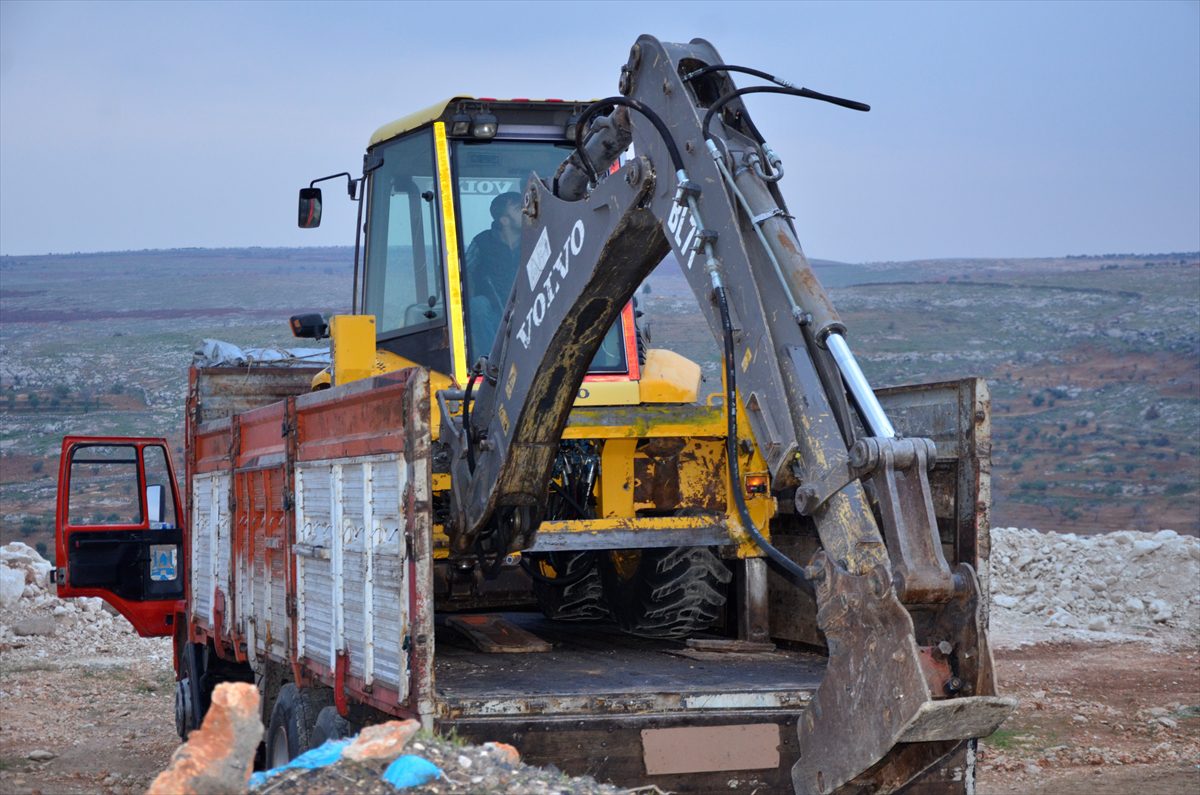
top-left (441, 35), bottom-right (1013, 793)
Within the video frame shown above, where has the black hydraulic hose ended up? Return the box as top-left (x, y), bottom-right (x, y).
top-left (683, 63), bottom-right (798, 146)
top-left (682, 63), bottom-right (795, 88)
top-left (574, 96), bottom-right (685, 185)
top-left (702, 85), bottom-right (870, 143)
top-left (715, 282), bottom-right (815, 595)
top-left (462, 368), bottom-right (477, 474)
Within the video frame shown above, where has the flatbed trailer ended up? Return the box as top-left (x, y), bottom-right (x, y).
top-left (55, 361), bottom-right (992, 792)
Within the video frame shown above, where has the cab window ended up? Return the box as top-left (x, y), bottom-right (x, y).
top-left (364, 129), bottom-right (445, 339)
top-left (452, 139), bottom-right (627, 371)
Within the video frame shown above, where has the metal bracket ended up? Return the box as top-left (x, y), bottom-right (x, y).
top-left (750, 208), bottom-right (789, 225)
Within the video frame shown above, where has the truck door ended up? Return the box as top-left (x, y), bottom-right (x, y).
top-left (54, 436), bottom-right (185, 637)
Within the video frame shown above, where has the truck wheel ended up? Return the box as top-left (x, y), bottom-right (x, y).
top-left (600, 546), bottom-right (732, 639)
top-left (265, 684), bottom-right (332, 768)
top-left (174, 642), bottom-right (207, 739)
top-left (310, 705), bottom-right (353, 747)
top-left (530, 552), bottom-right (609, 621)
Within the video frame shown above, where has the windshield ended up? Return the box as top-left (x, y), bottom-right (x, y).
top-left (452, 140), bottom-right (627, 371)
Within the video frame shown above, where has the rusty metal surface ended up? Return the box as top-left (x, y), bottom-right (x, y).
top-left (527, 515), bottom-right (731, 551)
top-left (295, 370), bottom-right (420, 461)
top-left (434, 612), bottom-right (823, 719)
top-left (445, 614), bottom-right (553, 653)
top-left (875, 378), bottom-right (993, 614)
top-left (191, 365), bottom-right (322, 424)
top-left (856, 437), bottom-right (956, 605)
top-left (234, 401), bottom-right (288, 469)
top-left (793, 554), bottom-right (931, 795)
top-left (792, 551), bottom-right (1013, 794)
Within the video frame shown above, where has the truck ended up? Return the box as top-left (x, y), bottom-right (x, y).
top-left (54, 35), bottom-right (1013, 793)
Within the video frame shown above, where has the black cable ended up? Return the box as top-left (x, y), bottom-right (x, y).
top-left (715, 282), bottom-right (815, 595)
top-left (681, 63), bottom-right (794, 89)
top-left (573, 96), bottom-right (685, 185)
top-left (462, 365), bottom-right (478, 474)
top-left (702, 85), bottom-right (870, 143)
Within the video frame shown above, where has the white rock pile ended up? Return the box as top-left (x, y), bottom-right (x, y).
top-left (989, 527), bottom-right (1200, 645)
top-left (0, 541), bottom-right (171, 667)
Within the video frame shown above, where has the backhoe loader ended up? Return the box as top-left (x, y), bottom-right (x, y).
top-left (55, 35), bottom-right (1012, 793)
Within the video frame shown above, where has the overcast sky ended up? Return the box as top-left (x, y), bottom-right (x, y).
top-left (1, 0), bottom-right (1197, 262)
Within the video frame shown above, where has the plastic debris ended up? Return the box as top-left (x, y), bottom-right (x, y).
top-left (381, 755), bottom-right (443, 789)
top-left (248, 739), bottom-right (349, 788)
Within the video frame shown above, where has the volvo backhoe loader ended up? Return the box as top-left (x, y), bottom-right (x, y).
top-left (55, 35), bottom-right (1012, 793)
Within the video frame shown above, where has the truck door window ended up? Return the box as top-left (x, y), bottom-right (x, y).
top-left (143, 445), bottom-right (178, 529)
top-left (68, 444), bottom-right (142, 526)
top-left (364, 129), bottom-right (445, 338)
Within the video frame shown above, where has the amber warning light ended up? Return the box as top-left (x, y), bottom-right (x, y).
top-left (745, 474), bottom-right (769, 494)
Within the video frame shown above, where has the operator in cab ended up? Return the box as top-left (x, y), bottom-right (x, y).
top-left (465, 192), bottom-right (522, 358)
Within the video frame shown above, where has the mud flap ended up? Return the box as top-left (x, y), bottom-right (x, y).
top-left (792, 554), bottom-right (1015, 794)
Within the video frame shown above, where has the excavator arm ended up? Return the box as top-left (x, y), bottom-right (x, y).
top-left (440, 34), bottom-right (1013, 795)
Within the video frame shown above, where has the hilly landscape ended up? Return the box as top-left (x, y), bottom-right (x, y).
top-left (0, 247), bottom-right (1196, 562)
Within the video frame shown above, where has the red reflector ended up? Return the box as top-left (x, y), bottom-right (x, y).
top-left (745, 474), bottom-right (769, 494)
top-left (478, 97), bottom-right (498, 101)
top-left (545, 98), bottom-right (564, 102)
top-left (510, 97), bottom-right (530, 102)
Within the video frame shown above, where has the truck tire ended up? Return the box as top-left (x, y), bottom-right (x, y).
top-left (600, 546), bottom-right (732, 639)
top-left (310, 705), bottom-right (353, 747)
top-left (265, 684), bottom-right (332, 768)
top-left (530, 552), bottom-right (609, 622)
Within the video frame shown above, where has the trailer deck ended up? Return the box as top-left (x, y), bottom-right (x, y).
top-left (434, 611), bottom-right (825, 719)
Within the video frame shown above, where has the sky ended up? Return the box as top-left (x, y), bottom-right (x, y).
top-left (1, 0), bottom-right (1197, 263)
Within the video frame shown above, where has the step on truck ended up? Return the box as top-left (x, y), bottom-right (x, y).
top-left (55, 35), bottom-right (1013, 793)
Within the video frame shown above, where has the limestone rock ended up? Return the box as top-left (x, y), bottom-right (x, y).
top-left (343, 719), bottom-right (420, 763)
top-left (0, 566), bottom-right (25, 608)
top-left (12, 616), bottom-right (56, 637)
top-left (147, 682), bottom-right (262, 795)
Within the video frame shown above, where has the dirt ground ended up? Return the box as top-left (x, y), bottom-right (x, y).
top-left (976, 640), bottom-right (1200, 795)
top-left (1, 638), bottom-right (1196, 794)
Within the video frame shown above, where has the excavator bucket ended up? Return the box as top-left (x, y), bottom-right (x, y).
top-left (794, 435), bottom-right (1016, 793)
top-left (794, 554), bottom-right (1014, 793)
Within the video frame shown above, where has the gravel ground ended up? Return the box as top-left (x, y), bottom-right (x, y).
top-left (252, 734), bottom-right (627, 795)
top-left (2, 534), bottom-right (1197, 794)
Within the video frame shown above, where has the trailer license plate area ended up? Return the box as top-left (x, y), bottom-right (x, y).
top-left (641, 724), bottom-right (780, 775)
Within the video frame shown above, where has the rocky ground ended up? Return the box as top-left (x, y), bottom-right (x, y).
top-left (0, 531), bottom-right (1197, 794)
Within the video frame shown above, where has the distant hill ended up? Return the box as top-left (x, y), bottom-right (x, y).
top-left (1, 247), bottom-right (1196, 558)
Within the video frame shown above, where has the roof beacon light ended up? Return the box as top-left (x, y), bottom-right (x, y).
top-left (471, 112), bottom-right (498, 140)
top-left (449, 112), bottom-right (472, 137)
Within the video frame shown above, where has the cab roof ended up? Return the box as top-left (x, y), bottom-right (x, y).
top-left (368, 96), bottom-right (592, 147)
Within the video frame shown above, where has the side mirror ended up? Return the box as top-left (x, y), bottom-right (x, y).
top-left (290, 313), bottom-right (329, 340)
top-left (146, 484), bottom-right (165, 525)
top-left (298, 187), bottom-right (323, 228)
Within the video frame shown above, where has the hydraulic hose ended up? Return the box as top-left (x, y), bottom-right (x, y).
top-left (714, 281), bottom-right (815, 596)
top-left (682, 63), bottom-right (795, 88)
top-left (682, 63), bottom-right (794, 145)
top-left (574, 96), bottom-right (685, 185)
top-left (702, 85), bottom-right (869, 143)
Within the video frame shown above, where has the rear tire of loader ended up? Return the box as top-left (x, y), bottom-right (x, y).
top-left (530, 552), bottom-right (609, 622)
top-left (265, 684), bottom-right (332, 768)
top-left (600, 546), bottom-right (732, 639)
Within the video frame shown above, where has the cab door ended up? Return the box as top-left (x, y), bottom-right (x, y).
top-left (54, 436), bottom-right (185, 637)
